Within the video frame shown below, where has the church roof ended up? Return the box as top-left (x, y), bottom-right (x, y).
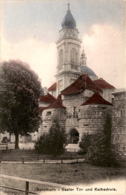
top-left (93, 78), bottom-right (115, 89)
top-left (39, 93), bottom-right (56, 104)
top-left (48, 82), bottom-right (57, 91)
top-left (80, 65), bottom-right (97, 77)
top-left (39, 107), bottom-right (47, 113)
top-left (82, 92), bottom-right (112, 106)
top-left (46, 95), bottom-right (65, 109)
top-left (61, 4), bottom-right (76, 29)
top-left (61, 74), bottom-right (102, 96)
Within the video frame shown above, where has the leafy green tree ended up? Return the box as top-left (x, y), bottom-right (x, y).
top-left (35, 119), bottom-right (67, 156)
top-left (0, 60), bottom-right (42, 149)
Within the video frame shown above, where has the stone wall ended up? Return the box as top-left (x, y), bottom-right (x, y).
top-left (63, 90), bottom-right (94, 110)
top-left (39, 108), bottom-right (66, 136)
top-left (78, 104), bottom-right (112, 140)
top-left (112, 91), bottom-right (126, 159)
top-left (102, 88), bottom-right (115, 103)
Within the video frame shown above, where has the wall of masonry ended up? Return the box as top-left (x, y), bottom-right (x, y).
top-left (112, 91), bottom-right (126, 159)
top-left (78, 104), bottom-right (112, 140)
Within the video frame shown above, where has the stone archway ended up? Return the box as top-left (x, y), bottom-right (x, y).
top-left (68, 128), bottom-right (79, 144)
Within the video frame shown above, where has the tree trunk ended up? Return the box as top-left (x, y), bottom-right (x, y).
top-left (15, 133), bottom-right (19, 149)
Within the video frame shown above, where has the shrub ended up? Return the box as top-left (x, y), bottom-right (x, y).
top-left (35, 134), bottom-right (50, 154)
top-left (79, 133), bottom-right (92, 154)
top-left (35, 119), bottom-right (66, 156)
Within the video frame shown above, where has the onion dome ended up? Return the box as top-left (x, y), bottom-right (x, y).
top-left (61, 3), bottom-right (76, 29)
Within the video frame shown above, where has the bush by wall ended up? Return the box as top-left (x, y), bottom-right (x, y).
top-left (79, 114), bottom-right (119, 167)
top-left (87, 114), bottom-right (119, 167)
top-left (35, 119), bottom-right (66, 156)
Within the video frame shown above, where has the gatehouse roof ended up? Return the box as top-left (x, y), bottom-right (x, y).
top-left (46, 95), bottom-right (65, 109)
top-left (82, 92), bottom-right (112, 106)
top-left (39, 93), bottom-right (56, 104)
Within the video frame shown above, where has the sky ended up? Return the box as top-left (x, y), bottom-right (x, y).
top-left (0, 0), bottom-right (125, 89)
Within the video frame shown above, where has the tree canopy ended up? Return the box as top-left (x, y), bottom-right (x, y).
top-left (0, 60), bottom-right (43, 148)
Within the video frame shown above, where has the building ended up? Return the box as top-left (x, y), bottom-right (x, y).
top-left (1, 4), bottom-right (125, 157)
top-left (39, 5), bottom-right (116, 152)
top-left (112, 90), bottom-right (126, 159)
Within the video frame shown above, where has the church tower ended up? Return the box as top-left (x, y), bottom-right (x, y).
top-left (56, 4), bottom-right (81, 95)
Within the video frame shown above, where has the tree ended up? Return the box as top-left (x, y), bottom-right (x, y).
top-left (0, 60), bottom-right (42, 149)
top-left (35, 119), bottom-right (67, 156)
top-left (35, 133), bottom-right (50, 154)
top-left (48, 119), bottom-right (67, 155)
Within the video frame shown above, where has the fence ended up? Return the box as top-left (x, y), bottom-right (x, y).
top-left (0, 143), bottom-right (14, 151)
top-left (0, 174), bottom-right (72, 195)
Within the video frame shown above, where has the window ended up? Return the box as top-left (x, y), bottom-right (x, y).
top-left (58, 80), bottom-right (63, 89)
top-left (71, 48), bottom-right (78, 65)
top-left (46, 111), bottom-right (52, 116)
top-left (59, 49), bottom-right (63, 68)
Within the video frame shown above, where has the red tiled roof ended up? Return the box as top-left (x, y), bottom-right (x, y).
top-left (39, 107), bottom-right (47, 113)
top-left (61, 74), bottom-right (102, 96)
top-left (46, 95), bottom-right (65, 109)
top-left (82, 92), bottom-right (112, 106)
top-left (39, 93), bottom-right (56, 103)
top-left (93, 78), bottom-right (115, 89)
top-left (48, 82), bottom-right (57, 91)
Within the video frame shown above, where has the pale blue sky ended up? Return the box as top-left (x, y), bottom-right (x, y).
top-left (3, 0), bottom-right (123, 42)
top-left (1, 0), bottom-right (125, 88)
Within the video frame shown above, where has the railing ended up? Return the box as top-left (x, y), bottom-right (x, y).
top-left (0, 174), bottom-right (71, 195)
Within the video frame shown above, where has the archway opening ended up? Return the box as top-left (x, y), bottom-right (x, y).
top-left (68, 128), bottom-right (79, 144)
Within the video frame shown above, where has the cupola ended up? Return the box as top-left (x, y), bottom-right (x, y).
top-left (61, 3), bottom-right (76, 29)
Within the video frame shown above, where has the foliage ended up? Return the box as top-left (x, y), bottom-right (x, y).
top-left (86, 114), bottom-right (119, 167)
top-left (34, 134), bottom-right (50, 154)
top-left (0, 60), bottom-right (43, 149)
top-left (35, 119), bottom-right (67, 156)
top-left (79, 133), bottom-right (93, 154)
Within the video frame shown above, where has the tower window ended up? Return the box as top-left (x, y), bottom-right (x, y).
top-left (59, 49), bottom-right (63, 68)
top-left (58, 80), bottom-right (63, 89)
top-left (71, 48), bottom-right (78, 65)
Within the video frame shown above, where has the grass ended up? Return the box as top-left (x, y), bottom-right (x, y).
top-left (0, 150), bottom-right (126, 194)
top-left (0, 149), bottom-right (84, 161)
top-left (0, 162), bottom-right (126, 185)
